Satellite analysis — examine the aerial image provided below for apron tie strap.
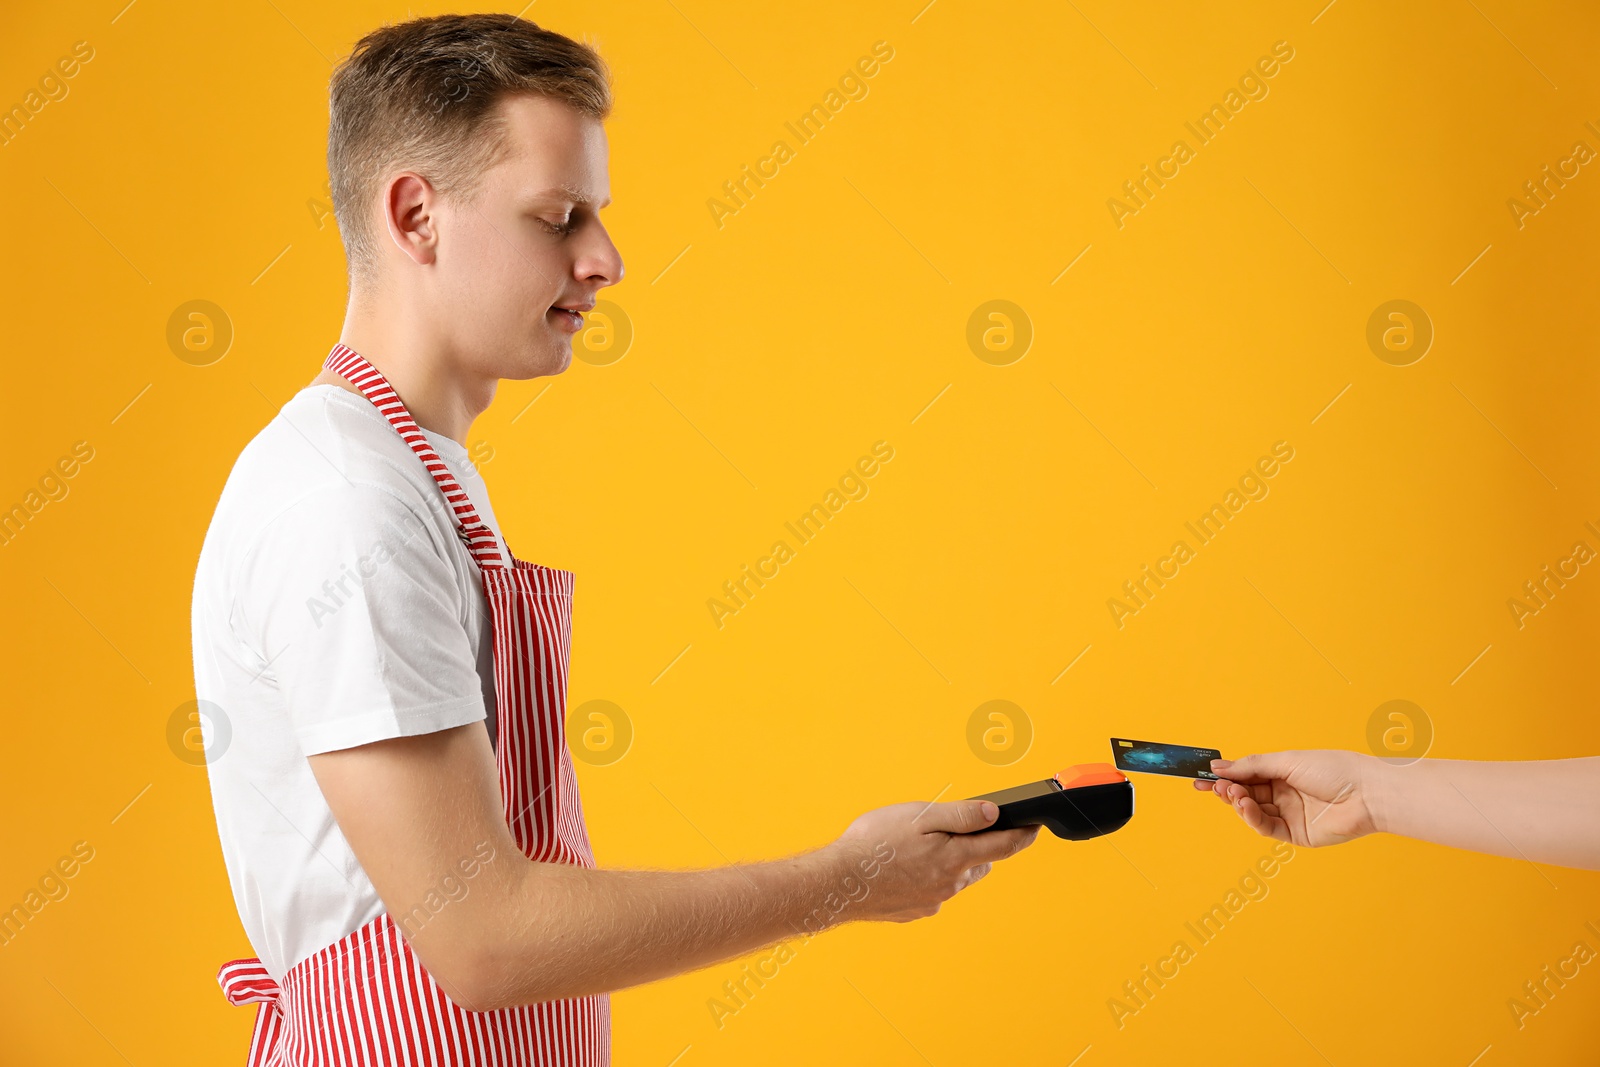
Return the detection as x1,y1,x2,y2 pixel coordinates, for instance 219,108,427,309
219,957,281,1004
218,958,285,1067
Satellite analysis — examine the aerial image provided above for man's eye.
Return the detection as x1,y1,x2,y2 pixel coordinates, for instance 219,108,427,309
540,217,576,236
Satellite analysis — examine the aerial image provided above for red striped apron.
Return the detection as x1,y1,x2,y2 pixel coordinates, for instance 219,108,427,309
216,343,610,1065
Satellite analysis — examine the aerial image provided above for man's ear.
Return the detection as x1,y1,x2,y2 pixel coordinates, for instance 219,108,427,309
382,172,438,267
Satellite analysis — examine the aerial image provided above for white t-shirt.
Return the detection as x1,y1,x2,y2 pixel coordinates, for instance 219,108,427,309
191,383,508,980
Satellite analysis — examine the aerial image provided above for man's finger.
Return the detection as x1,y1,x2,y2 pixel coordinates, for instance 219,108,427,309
917,799,999,835
960,825,1039,864
957,862,993,891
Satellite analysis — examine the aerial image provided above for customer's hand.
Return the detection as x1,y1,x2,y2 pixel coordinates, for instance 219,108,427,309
1196,749,1382,848
831,800,1040,923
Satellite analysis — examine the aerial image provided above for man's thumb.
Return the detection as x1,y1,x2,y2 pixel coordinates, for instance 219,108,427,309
919,799,1000,834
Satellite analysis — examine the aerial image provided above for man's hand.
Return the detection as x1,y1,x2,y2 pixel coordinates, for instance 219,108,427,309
830,799,1041,923
1195,749,1381,848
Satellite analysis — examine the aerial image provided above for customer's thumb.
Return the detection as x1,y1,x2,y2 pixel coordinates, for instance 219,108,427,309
1212,752,1294,783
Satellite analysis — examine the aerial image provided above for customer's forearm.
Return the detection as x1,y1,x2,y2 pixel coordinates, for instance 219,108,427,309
469,844,859,1009
1372,756,1600,870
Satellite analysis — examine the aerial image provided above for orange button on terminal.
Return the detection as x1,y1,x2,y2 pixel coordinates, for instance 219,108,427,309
1054,763,1127,790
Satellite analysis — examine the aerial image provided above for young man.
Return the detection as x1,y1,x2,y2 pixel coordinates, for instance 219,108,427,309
191,14,1038,1063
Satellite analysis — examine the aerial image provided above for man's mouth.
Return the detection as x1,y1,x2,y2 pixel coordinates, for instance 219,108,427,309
547,302,592,331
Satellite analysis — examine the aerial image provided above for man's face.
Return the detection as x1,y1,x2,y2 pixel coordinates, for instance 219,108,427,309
430,94,622,380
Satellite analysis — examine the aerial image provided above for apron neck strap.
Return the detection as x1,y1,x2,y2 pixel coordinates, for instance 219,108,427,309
324,343,506,571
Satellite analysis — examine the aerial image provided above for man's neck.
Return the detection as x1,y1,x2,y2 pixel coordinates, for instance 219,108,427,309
315,294,496,447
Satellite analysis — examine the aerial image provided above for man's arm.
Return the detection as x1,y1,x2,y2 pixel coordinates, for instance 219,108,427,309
309,723,1038,1011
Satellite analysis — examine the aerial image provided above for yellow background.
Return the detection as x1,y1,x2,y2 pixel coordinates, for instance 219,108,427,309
3,0,1599,1062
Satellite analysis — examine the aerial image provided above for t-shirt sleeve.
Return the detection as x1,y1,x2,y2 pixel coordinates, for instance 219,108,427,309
233,481,487,755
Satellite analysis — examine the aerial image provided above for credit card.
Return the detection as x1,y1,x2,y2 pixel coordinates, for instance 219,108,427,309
1110,737,1222,780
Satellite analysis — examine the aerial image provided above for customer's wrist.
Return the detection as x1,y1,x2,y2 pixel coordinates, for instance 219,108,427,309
1363,753,1403,837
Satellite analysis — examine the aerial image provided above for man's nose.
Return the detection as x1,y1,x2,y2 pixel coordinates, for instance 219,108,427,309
580,225,624,289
